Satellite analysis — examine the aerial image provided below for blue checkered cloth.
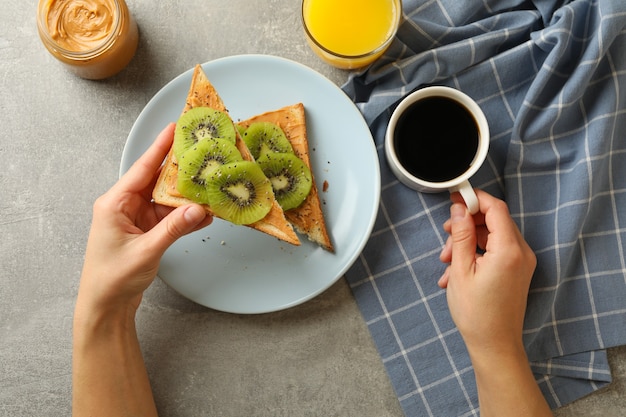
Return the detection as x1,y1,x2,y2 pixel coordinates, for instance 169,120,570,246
341,0,626,415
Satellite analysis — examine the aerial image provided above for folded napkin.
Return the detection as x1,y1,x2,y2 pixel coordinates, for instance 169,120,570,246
342,0,626,415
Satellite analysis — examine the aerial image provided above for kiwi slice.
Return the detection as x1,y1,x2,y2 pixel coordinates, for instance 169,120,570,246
176,138,244,204
174,107,237,159
242,121,294,159
256,152,312,211
206,161,274,225
236,124,247,137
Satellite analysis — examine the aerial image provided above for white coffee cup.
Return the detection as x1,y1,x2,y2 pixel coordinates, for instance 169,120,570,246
384,86,489,214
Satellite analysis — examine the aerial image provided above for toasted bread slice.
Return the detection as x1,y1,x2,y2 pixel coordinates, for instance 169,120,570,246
152,65,300,246
238,104,334,252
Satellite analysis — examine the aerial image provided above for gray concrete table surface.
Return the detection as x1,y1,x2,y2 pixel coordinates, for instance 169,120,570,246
1,1,625,416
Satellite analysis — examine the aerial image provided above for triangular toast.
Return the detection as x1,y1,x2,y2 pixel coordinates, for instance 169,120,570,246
152,65,300,246
238,104,334,252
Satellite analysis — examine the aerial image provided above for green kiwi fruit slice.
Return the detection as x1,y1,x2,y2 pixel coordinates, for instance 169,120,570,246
256,152,312,211
174,107,237,159
236,124,247,137
205,161,274,225
176,138,244,204
241,121,294,159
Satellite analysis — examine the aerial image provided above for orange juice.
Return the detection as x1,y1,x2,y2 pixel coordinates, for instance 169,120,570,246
302,0,400,69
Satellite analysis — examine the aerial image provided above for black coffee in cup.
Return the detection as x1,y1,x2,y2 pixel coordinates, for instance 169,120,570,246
392,96,479,183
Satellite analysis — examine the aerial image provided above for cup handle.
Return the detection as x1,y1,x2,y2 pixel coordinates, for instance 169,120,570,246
450,181,479,214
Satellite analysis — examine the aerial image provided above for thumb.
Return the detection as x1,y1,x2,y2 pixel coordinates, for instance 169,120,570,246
449,203,477,276
146,204,208,255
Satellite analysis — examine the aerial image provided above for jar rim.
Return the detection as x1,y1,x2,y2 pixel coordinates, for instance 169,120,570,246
37,0,124,60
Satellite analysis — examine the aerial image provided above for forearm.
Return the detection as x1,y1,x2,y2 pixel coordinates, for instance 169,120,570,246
72,302,158,417
468,343,552,417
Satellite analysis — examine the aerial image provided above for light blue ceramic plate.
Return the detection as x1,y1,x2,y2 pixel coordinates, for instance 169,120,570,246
120,55,380,314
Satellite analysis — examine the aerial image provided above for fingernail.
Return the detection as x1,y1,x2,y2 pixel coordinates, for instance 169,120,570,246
437,270,449,289
450,203,467,221
184,205,206,224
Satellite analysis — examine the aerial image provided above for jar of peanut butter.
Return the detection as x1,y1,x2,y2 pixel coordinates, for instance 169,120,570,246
37,0,139,80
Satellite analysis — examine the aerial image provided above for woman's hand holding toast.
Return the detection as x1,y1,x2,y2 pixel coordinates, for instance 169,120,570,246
72,123,212,416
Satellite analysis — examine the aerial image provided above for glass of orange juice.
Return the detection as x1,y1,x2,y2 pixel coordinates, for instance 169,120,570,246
301,0,401,70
